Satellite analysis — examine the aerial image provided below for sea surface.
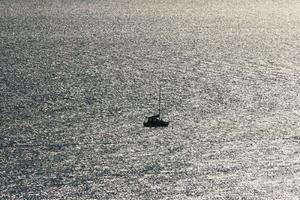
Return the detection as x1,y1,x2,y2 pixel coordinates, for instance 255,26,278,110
1,0,300,199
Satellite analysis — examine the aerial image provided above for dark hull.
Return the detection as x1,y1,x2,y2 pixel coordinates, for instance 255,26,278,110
143,121,169,127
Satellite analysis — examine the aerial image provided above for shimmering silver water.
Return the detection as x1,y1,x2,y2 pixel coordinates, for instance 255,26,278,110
1,0,300,199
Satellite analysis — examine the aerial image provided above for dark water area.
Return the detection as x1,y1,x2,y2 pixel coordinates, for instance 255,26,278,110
1,0,300,199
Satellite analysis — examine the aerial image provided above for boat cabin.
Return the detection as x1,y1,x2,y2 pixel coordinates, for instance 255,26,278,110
144,115,169,127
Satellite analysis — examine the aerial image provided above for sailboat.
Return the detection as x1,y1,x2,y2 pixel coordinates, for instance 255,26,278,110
143,86,169,127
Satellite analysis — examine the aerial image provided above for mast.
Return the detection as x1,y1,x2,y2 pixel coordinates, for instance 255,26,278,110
158,85,161,119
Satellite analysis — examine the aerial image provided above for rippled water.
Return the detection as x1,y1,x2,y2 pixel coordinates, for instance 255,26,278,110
1,0,300,199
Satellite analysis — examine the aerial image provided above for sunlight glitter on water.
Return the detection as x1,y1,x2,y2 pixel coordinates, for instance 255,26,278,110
1,0,300,199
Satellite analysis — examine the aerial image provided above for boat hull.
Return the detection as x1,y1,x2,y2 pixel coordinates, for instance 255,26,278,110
143,121,169,127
